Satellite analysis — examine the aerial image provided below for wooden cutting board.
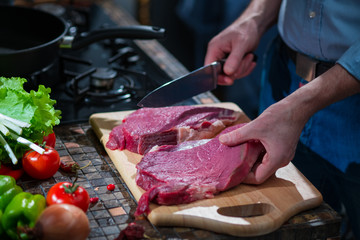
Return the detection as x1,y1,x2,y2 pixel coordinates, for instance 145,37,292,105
89,102,322,237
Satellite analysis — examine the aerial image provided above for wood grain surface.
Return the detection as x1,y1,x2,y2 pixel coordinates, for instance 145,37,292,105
89,102,322,237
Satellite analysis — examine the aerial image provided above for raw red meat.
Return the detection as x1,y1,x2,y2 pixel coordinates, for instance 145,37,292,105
106,106,241,154
134,124,265,216
115,222,145,240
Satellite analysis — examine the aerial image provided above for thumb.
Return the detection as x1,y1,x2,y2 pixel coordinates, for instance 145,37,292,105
219,124,252,146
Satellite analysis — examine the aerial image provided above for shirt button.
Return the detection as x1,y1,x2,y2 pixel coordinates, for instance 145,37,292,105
309,11,316,18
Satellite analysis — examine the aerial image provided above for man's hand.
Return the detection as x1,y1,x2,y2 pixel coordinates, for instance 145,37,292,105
204,0,282,85
219,101,304,184
204,22,258,85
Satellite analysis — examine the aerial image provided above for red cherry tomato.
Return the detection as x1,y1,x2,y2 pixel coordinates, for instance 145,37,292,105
22,146,60,180
46,182,90,212
107,184,115,191
90,197,99,204
43,132,56,148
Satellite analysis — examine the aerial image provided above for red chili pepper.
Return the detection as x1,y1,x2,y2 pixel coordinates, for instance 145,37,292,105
0,164,24,180
60,160,80,173
90,197,99,204
107,184,115,191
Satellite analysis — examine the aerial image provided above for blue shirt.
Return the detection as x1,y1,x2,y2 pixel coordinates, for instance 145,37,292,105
278,0,360,80
271,0,360,172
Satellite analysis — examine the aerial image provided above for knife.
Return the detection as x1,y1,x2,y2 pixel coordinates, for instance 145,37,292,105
137,60,224,108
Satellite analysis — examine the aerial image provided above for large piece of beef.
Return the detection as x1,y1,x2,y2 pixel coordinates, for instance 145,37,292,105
134,124,265,216
106,106,241,155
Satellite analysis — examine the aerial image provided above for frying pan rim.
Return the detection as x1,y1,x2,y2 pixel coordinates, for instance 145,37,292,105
0,5,68,56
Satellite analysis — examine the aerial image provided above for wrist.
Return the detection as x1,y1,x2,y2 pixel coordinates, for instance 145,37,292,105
278,64,360,126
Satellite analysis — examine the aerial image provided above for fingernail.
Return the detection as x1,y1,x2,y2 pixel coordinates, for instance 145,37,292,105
223,78,233,85
219,134,229,143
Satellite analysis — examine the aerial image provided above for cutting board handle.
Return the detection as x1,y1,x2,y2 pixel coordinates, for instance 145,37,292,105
153,202,284,236
217,202,274,218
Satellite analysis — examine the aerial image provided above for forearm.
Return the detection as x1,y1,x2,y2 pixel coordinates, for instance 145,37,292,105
280,64,360,126
236,0,282,37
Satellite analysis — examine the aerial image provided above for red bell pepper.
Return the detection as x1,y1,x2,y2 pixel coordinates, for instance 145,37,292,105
0,164,24,180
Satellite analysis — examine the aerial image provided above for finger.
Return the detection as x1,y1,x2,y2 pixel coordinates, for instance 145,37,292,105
238,53,257,78
240,61,257,78
243,170,276,185
223,51,246,76
204,50,225,66
232,53,256,79
243,154,278,184
233,61,256,80
204,40,228,65
218,75,235,85
243,171,256,184
219,124,253,146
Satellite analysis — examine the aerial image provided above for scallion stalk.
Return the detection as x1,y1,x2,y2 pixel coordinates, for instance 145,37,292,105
0,113,30,128
0,119,22,135
10,132,45,154
0,133,18,165
0,122,10,136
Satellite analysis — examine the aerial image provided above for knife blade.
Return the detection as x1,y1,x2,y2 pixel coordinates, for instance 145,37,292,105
137,60,224,108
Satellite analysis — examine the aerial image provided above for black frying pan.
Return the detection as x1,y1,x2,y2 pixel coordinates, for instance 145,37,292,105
0,6,166,77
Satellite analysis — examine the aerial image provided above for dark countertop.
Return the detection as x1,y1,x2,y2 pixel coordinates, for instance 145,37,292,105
17,1,342,239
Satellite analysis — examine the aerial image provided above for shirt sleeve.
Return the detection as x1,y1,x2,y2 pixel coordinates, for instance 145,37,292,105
336,40,360,81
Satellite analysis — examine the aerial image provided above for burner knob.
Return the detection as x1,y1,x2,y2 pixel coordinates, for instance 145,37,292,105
90,68,117,90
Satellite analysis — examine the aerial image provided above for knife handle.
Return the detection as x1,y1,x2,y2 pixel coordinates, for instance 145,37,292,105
219,52,257,64
217,53,257,74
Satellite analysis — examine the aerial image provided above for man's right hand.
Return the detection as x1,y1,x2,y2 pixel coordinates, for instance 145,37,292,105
204,18,259,85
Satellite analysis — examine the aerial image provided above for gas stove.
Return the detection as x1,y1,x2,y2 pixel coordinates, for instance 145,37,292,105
22,3,196,124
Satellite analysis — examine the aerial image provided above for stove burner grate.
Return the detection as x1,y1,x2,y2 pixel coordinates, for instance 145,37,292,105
59,39,153,105
22,3,175,123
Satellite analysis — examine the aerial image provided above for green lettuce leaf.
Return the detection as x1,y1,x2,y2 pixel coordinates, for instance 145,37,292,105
0,77,61,164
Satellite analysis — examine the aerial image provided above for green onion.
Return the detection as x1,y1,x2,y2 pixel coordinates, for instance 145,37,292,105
0,122,10,136
0,133,18,165
10,132,45,155
0,119,22,135
0,113,30,128
0,113,45,164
